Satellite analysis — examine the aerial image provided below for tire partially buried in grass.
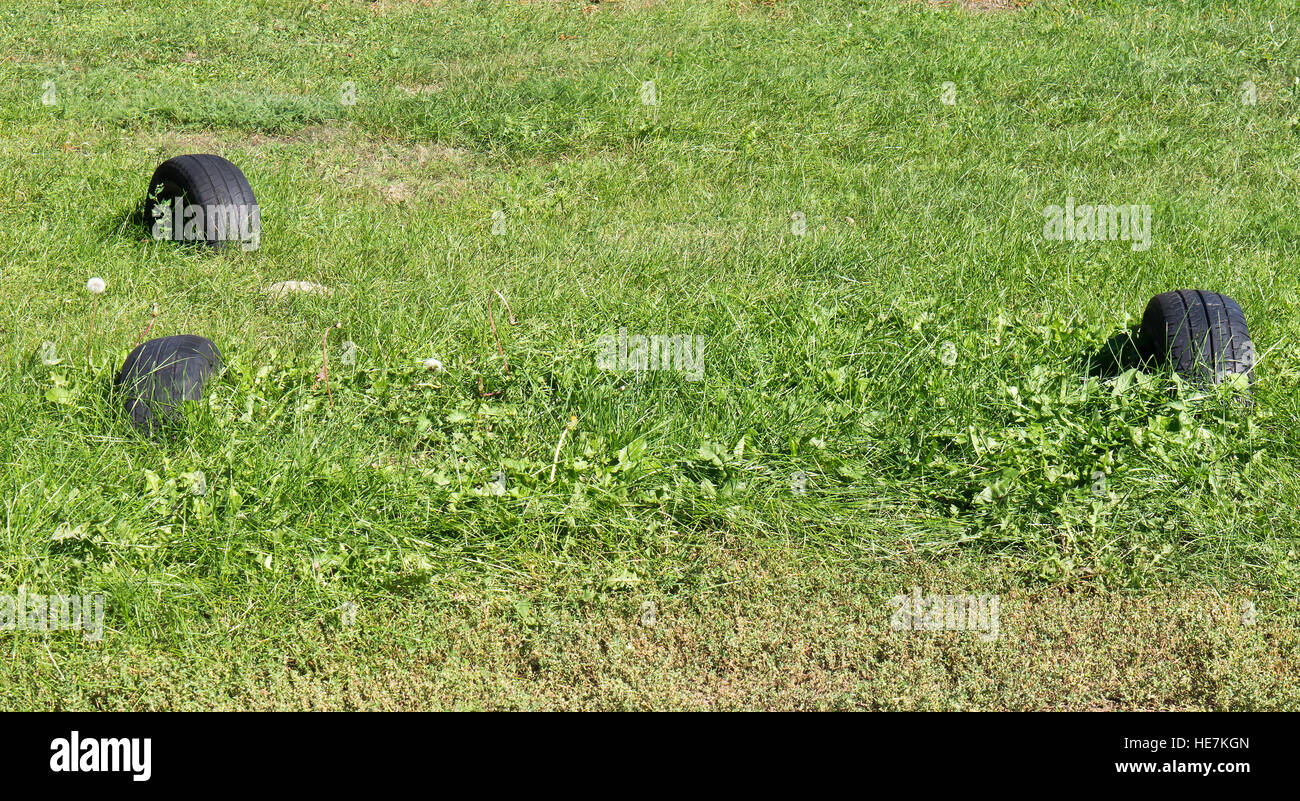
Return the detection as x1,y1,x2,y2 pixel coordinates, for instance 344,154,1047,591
1138,290,1254,385
146,154,259,250
115,335,223,436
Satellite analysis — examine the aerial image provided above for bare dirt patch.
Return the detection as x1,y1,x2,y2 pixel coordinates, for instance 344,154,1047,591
397,83,445,96
929,0,1030,11
366,0,448,15
139,125,476,203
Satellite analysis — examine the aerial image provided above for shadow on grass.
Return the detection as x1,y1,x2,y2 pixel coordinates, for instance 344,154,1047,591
1078,325,1147,379
99,199,155,244
100,200,219,255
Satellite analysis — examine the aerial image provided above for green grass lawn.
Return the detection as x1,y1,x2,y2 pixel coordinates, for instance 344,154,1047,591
2,0,1300,710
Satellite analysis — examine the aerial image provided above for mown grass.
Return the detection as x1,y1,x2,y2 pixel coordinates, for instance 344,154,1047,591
2,0,1299,709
